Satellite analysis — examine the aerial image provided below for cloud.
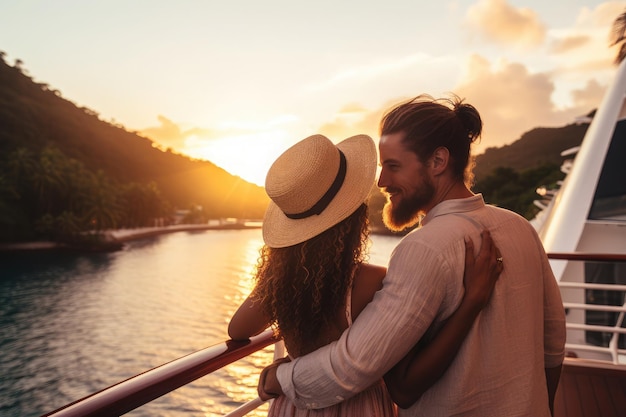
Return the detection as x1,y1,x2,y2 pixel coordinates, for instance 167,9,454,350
576,1,626,27
317,107,382,141
454,55,555,146
570,78,606,111
575,1,626,64
453,55,605,152
308,50,609,160
550,35,591,54
465,0,546,48
315,97,411,143
319,55,606,157
545,3,618,82
338,102,369,114
139,115,214,150
304,54,424,91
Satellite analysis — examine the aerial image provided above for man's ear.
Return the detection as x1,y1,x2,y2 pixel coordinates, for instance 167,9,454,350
429,147,450,176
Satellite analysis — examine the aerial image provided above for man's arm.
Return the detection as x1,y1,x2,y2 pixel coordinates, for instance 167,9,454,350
262,240,456,409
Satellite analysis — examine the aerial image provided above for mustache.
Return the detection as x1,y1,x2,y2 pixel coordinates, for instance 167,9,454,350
381,187,401,195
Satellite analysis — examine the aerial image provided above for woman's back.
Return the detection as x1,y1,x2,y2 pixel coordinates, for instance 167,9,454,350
282,263,387,358
268,262,397,417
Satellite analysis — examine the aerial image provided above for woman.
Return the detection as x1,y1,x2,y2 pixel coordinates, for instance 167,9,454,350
229,134,501,416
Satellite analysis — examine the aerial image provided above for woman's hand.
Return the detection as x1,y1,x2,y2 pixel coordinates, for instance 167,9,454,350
257,357,291,401
462,230,503,311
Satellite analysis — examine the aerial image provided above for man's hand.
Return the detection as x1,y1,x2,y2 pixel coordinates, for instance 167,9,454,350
258,357,290,401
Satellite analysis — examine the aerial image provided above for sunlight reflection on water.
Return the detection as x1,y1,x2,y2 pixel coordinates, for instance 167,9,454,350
0,229,399,417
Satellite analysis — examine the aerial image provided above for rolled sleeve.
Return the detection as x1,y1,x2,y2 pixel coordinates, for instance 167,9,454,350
275,359,303,407
276,342,353,408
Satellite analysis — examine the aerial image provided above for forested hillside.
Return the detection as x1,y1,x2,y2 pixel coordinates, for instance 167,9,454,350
473,122,590,181
0,55,269,242
472,121,589,219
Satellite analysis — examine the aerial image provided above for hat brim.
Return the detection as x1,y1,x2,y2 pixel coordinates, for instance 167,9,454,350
262,134,377,248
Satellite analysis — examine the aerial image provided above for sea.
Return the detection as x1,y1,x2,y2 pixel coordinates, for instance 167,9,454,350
0,228,401,417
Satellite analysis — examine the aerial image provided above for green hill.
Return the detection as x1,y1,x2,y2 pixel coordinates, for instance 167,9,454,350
473,122,590,182
0,55,269,241
471,121,590,219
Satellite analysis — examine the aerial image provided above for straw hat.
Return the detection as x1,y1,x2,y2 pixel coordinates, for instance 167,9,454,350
263,134,377,248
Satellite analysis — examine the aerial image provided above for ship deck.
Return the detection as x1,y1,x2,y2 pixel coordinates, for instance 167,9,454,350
554,358,626,417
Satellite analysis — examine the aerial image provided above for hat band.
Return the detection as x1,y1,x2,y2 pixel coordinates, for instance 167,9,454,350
284,149,347,219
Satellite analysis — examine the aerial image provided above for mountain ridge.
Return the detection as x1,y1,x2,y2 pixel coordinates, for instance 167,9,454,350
0,56,269,222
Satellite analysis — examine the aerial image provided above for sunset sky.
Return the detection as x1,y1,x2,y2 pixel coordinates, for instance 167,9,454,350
1,0,624,185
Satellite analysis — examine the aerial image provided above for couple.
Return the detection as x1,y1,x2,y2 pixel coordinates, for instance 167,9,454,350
228,94,566,416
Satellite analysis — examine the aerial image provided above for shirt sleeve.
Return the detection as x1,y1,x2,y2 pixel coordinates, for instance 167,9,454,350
276,240,451,409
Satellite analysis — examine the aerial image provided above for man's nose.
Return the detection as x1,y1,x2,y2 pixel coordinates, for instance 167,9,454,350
377,169,388,188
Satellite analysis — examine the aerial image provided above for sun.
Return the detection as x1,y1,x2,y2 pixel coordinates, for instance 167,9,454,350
184,131,294,187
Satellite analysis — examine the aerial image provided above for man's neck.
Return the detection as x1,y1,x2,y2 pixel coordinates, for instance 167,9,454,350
434,179,472,206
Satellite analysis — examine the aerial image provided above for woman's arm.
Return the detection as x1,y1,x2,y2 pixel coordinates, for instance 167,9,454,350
383,230,502,408
228,294,271,340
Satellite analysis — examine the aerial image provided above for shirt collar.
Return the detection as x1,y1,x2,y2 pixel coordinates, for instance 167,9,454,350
421,194,485,226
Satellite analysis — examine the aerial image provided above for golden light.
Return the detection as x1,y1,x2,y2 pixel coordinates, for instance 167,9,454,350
184,129,295,187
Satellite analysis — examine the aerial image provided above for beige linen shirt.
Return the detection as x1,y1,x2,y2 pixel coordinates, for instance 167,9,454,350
276,194,566,416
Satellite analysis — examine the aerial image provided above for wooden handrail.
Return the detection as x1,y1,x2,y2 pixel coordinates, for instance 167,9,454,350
41,330,279,417
548,252,626,262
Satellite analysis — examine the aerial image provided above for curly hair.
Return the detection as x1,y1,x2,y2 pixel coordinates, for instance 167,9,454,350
251,203,370,356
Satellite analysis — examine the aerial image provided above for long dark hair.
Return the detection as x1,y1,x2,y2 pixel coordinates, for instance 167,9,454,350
252,204,370,356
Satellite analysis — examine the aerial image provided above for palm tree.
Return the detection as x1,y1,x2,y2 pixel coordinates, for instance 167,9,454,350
53,211,82,241
610,9,626,64
30,147,67,214
78,170,122,231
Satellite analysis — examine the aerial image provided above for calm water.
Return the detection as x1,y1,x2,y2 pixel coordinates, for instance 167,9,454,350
0,229,400,417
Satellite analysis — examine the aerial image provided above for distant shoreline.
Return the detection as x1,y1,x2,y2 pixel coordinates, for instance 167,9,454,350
0,223,262,253
0,222,404,253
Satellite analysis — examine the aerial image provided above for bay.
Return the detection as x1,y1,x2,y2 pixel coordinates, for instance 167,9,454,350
0,229,400,417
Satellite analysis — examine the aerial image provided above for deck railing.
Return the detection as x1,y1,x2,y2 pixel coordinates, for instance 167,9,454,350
42,330,281,417
42,252,626,417
548,252,626,365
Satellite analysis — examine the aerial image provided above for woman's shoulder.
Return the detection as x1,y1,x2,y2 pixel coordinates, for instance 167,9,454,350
357,263,387,280
351,263,387,319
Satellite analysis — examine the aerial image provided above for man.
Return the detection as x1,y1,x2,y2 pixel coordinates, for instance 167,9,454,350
259,94,566,416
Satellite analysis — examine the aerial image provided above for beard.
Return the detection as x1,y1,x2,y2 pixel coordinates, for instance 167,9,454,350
382,177,435,232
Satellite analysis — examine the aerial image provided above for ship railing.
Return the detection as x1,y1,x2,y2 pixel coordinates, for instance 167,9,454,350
42,330,283,417
42,252,626,417
548,252,626,365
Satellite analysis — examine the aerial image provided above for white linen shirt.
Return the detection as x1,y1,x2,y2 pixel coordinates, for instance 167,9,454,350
276,194,566,416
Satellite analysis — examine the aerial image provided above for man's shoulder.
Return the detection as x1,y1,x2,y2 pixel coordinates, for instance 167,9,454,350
484,204,536,229
399,217,471,249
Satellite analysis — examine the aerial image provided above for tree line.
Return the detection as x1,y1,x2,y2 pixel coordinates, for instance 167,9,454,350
0,146,174,244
